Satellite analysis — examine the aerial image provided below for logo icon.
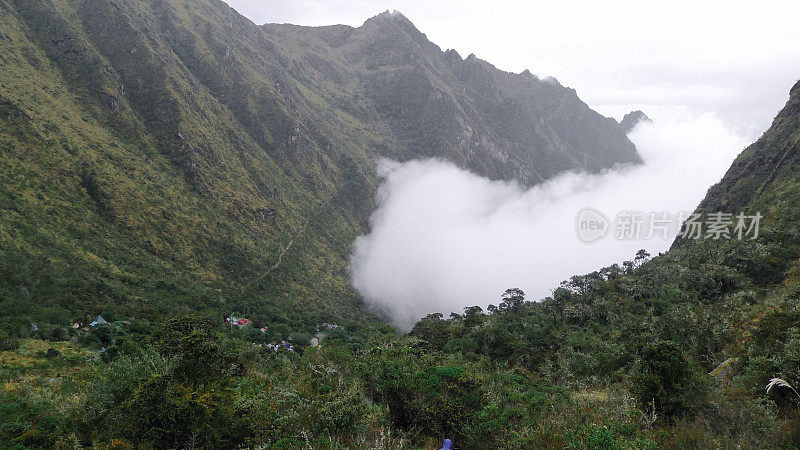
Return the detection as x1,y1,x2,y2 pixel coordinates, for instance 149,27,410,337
577,208,609,243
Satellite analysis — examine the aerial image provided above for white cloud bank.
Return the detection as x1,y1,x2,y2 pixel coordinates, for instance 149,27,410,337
350,114,749,329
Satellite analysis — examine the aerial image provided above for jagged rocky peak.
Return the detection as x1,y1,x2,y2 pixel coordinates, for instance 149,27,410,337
378,9,407,19
619,110,652,134
357,9,432,49
444,48,462,60
365,9,415,28
541,76,562,87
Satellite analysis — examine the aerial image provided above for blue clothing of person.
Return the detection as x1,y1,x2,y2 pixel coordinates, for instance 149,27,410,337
439,439,453,450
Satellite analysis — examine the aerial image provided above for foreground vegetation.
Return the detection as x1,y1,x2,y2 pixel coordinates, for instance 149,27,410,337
3,223,800,448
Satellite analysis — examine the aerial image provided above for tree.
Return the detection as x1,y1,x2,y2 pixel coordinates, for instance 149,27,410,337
267,323,291,342
500,288,525,313
634,249,651,269
358,346,485,440
632,341,707,420
409,313,448,349
463,306,485,328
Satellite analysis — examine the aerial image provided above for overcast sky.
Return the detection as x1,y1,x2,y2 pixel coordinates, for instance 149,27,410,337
224,0,800,138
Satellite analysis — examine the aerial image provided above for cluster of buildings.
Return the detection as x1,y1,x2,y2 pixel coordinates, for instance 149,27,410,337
227,314,336,352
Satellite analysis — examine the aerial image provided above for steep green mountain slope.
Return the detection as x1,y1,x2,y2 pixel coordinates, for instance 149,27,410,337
671,80,800,254
0,0,639,329
692,80,800,224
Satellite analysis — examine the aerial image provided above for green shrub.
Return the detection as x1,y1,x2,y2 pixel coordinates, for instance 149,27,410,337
358,346,485,440
0,335,19,351
121,373,248,448
632,341,708,420
565,424,620,450
0,393,64,448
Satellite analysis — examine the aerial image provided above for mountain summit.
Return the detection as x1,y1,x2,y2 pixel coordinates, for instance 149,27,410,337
619,110,652,134
264,11,641,184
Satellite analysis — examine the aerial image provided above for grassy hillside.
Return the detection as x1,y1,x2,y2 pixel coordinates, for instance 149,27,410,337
0,0,383,331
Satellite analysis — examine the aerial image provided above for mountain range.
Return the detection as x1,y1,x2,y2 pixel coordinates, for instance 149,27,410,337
0,0,641,326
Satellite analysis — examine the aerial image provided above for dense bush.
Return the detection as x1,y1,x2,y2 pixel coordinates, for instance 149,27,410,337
3,233,800,447
358,345,486,440
632,341,709,420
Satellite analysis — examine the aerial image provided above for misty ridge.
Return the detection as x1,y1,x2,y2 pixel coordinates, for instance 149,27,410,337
351,113,749,328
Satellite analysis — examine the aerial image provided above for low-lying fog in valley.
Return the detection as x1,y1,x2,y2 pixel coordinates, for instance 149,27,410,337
351,113,749,328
